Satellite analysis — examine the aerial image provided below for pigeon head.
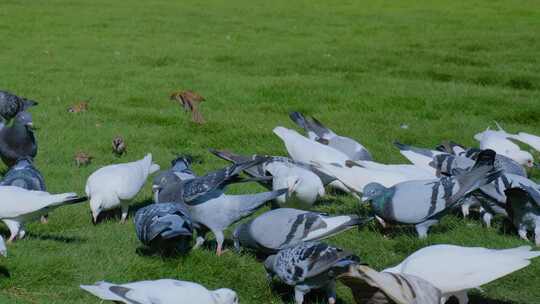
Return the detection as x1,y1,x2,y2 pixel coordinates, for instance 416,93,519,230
263,255,277,275
507,150,534,168
232,222,258,252
361,183,387,203
171,155,196,173
212,288,239,304
15,111,34,131
89,196,104,224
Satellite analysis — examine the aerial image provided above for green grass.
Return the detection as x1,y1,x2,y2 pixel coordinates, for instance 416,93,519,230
1,0,540,303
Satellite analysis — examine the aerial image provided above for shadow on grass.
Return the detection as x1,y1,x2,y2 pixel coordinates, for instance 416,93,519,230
447,294,522,304
269,281,347,304
0,266,10,278
26,232,86,244
93,198,153,224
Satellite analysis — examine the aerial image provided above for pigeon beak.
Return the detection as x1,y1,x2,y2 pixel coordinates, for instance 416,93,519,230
361,195,370,202
152,185,160,192
91,212,99,225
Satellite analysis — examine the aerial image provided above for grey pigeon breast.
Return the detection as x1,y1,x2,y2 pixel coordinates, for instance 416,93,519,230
1,164,46,191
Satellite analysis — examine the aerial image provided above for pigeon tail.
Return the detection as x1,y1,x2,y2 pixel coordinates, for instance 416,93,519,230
453,149,502,199
80,282,130,303
289,111,332,138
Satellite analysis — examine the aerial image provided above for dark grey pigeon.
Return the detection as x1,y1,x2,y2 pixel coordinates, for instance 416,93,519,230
463,148,526,177
505,186,540,246
0,91,37,124
134,202,194,253
430,154,475,177
264,241,360,304
155,157,267,204
233,208,372,254
435,140,466,155
362,149,502,238
152,155,197,202
0,111,37,167
210,149,336,187
289,112,373,161
0,157,48,223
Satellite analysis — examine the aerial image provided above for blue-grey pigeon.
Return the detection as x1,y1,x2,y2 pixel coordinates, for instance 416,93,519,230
0,90,37,124
362,149,502,238
264,241,360,304
134,202,194,253
0,111,37,167
505,186,540,246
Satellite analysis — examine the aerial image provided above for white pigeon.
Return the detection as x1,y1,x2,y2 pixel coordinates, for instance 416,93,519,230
475,127,534,167
0,235,6,257
85,153,160,224
0,186,86,242
356,160,436,180
80,279,238,304
312,161,423,193
273,126,352,193
384,244,540,304
264,160,325,207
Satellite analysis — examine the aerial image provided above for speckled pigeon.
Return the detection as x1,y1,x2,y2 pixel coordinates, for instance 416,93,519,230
338,265,441,304
264,241,361,304
233,208,371,254
505,186,540,245
362,149,501,238
289,112,373,161
0,111,37,167
134,202,194,253
0,90,37,124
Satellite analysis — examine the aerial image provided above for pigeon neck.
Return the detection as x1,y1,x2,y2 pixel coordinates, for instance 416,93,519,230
369,189,394,218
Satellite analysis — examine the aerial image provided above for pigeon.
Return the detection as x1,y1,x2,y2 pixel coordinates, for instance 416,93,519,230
289,112,373,161
155,157,289,255
0,90,37,123
170,90,205,124
474,127,534,167
462,148,527,177
384,244,540,304
81,279,239,304
338,264,441,304
0,111,37,167
273,126,352,194
264,241,360,304
0,235,6,257
361,149,501,238
435,140,467,156
86,154,160,224
505,186,540,245
112,136,126,156
0,157,48,223
0,186,87,242
233,208,371,254
134,202,194,253
152,155,196,202
210,150,325,208
356,160,435,180
393,141,443,171
312,161,428,194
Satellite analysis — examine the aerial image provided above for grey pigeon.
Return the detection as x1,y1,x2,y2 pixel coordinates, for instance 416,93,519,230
0,91,37,124
338,265,441,304
210,149,336,188
155,157,267,204
0,157,48,223
0,111,37,167
233,208,371,254
155,157,288,255
134,202,194,253
289,112,373,161
505,186,540,245
264,241,360,304
362,149,502,238
462,148,526,177
152,155,197,202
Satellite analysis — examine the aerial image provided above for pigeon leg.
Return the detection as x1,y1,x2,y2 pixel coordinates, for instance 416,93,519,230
325,281,337,304
482,212,493,228
415,220,438,239
194,236,205,249
294,285,309,304
461,204,470,218
120,204,129,224
3,220,21,243
214,230,226,256
518,224,528,241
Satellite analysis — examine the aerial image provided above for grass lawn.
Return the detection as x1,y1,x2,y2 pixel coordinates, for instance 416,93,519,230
1,0,540,303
